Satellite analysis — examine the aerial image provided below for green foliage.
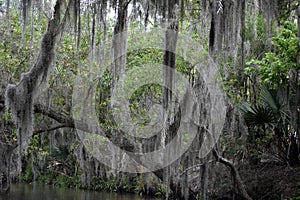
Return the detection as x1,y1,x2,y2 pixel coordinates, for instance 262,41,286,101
245,12,267,42
21,135,50,183
154,183,167,197
53,175,81,188
219,58,242,101
285,180,300,200
0,9,47,81
105,178,119,192
240,86,291,162
194,193,203,200
134,176,146,196
242,15,299,165
241,103,275,126
245,21,299,88
37,173,53,185
277,0,299,24
241,86,290,128
240,87,290,133
87,174,169,197
120,181,134,192
27,135,47,154
21,167,34,183
256,13,268,41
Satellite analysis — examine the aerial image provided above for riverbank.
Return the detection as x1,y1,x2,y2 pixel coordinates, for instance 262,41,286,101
10,162,300,200
11,170,171,199
0,183,157,200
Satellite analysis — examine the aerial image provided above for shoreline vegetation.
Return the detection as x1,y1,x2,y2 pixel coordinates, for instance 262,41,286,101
12,160,300,200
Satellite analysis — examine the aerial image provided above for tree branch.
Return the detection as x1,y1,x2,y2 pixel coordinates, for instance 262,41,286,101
33,102,136,151
124,0,133,10
33,124,70,135
34,103,72,124
213,149,253,200
177,160,215,178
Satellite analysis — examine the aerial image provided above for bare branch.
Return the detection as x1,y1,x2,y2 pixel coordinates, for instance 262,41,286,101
177,160,215,178
33,124,70,134
213,149,253,200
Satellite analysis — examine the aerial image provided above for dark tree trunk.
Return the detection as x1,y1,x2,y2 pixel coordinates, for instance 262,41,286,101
287,0,300,166
0,144,14,194
160,1,198,199
208,1,215,55
162,0,179,110
111,0,130,84
241,0,246,100
213,149,252,200
295,0,300,162
154,168,197,200
109,0,130,176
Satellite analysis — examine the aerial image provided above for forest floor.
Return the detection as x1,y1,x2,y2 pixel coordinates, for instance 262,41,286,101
200,162,300,199
240,163,300,199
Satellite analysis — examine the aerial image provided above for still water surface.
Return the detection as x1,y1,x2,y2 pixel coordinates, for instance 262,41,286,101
0,184,158,200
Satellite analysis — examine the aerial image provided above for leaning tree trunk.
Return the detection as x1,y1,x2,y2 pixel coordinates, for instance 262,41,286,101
213,149,252,200
4,0,65,190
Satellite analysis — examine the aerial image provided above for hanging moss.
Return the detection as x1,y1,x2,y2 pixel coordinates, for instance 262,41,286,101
5,0,64,173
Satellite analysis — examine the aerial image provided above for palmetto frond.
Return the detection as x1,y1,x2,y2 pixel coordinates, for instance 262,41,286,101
240,87,290,128
240,102,275,126
259,87,290,124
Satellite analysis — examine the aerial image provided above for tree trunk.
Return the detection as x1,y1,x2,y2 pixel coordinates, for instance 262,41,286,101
109,0,130,176
297,0,300,135
0,144,14,194
111,0,129,85
241,0,247,100
209,0,216,55
161,0,183,199
213,149,252,200
288,0,300,165
154,168,197,200
3,0,65,192
296,0,300,162
162,0,179,110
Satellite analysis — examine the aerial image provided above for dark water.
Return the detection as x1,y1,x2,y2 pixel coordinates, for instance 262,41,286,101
0,184,158,200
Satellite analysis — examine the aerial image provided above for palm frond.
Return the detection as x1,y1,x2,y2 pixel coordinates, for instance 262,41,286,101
240,86,291,129
259,86,290,123
240,102,275,126
259,86,278,112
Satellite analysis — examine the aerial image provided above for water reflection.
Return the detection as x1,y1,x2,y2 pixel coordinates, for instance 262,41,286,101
0,184,157,200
